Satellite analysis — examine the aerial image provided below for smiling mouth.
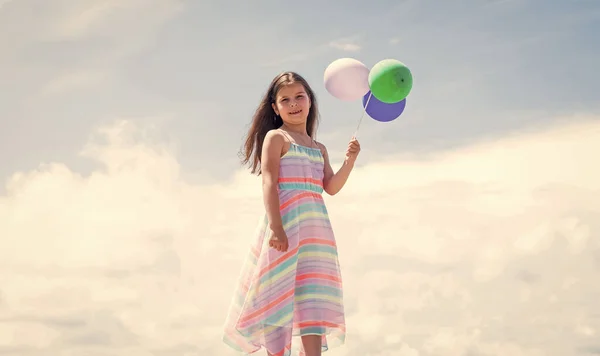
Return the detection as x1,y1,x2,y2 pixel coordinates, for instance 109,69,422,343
289,109,302,115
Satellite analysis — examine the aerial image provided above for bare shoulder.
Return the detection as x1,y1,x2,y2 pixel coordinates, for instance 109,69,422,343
264,128,285,142
263,129,289,156
263,129,287,149
314,140,327,149
314,140,328,155
315,140,327,151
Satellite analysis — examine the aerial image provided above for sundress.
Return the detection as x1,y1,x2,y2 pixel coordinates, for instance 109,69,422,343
223,132,346,356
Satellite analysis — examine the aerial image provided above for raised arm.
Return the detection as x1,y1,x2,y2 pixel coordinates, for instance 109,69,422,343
318,139,359,196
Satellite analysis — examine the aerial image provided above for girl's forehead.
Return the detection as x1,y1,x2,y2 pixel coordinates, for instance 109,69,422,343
276,83,306,96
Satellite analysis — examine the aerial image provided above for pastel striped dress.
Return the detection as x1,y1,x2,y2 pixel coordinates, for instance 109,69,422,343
223,135,346,355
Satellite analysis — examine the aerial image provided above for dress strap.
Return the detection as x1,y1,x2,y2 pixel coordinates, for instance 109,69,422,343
278,129,294,144
277,128,317,149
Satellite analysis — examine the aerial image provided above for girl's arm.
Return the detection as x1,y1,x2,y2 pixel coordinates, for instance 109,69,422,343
261,130,286,233
319,142,356,196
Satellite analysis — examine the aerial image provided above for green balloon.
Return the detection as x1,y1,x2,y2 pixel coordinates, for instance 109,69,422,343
368,59,413,104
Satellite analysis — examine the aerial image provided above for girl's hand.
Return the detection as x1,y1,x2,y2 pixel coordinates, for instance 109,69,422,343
269,228,289,252
345,137,361,164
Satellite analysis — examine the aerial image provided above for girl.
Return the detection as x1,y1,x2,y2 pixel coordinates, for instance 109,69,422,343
223,72,360,356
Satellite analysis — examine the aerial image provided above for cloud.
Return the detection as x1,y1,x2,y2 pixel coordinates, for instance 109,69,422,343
483,0,522,5
262,35,363,68
0,0,13,11
0,0,183,97
261,51,317,69
328,40,361,52
43,0,183,42
40,69,108,96
1,117,599,355
328,35,362,52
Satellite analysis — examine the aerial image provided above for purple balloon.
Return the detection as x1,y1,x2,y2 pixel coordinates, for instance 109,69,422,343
362,90,406,122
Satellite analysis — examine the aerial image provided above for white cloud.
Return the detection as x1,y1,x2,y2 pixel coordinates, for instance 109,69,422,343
329,41,361,52
44,0,183,41
41,69,109,96
328,36,362,52
262,35,363,68
0,0,13,11
0,117,599,355
261,51,317,68
0,0,183,97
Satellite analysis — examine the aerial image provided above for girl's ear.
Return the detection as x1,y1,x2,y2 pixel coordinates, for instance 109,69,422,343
271,103,279,116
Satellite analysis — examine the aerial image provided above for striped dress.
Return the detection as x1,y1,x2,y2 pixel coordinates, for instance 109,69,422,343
223,138,346,356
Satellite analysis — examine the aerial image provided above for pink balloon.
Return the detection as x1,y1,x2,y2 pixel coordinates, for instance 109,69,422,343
324,58,370,101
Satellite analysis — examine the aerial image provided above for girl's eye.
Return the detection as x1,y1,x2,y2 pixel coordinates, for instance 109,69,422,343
297,95,304,99
281,98,288,102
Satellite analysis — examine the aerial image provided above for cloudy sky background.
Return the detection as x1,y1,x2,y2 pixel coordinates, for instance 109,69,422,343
1,0,599,355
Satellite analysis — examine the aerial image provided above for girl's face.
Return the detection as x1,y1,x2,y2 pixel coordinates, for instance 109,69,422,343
272,82,311,126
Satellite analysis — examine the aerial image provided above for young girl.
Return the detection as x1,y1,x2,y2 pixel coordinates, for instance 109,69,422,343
223,72,360,356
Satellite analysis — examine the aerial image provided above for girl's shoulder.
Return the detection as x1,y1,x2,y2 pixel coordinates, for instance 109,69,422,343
264,128,291,156
313,139,326,149
264,128,286,142
312,139,328,158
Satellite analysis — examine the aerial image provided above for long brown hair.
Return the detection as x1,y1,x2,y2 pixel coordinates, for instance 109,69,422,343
240,71,320,175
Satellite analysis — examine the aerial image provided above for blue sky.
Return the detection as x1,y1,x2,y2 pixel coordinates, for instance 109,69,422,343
1,0,598,184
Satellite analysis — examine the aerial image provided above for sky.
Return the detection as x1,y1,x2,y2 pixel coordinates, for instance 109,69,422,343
0,0,599,355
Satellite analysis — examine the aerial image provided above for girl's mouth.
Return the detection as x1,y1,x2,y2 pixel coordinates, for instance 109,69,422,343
289,109,302,115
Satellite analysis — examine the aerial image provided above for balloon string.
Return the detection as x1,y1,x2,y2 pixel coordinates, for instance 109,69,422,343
353,92,372,138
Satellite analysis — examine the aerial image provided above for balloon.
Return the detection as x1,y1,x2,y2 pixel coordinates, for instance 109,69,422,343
362,91,406,122
324,58,370,101
368,59,413,103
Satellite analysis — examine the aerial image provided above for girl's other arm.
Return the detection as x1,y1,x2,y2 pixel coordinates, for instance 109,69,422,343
319,138,360,195
319,142,355,196
261,130,286,233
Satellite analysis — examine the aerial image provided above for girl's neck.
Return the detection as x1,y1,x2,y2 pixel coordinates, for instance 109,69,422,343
281,123,308,136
